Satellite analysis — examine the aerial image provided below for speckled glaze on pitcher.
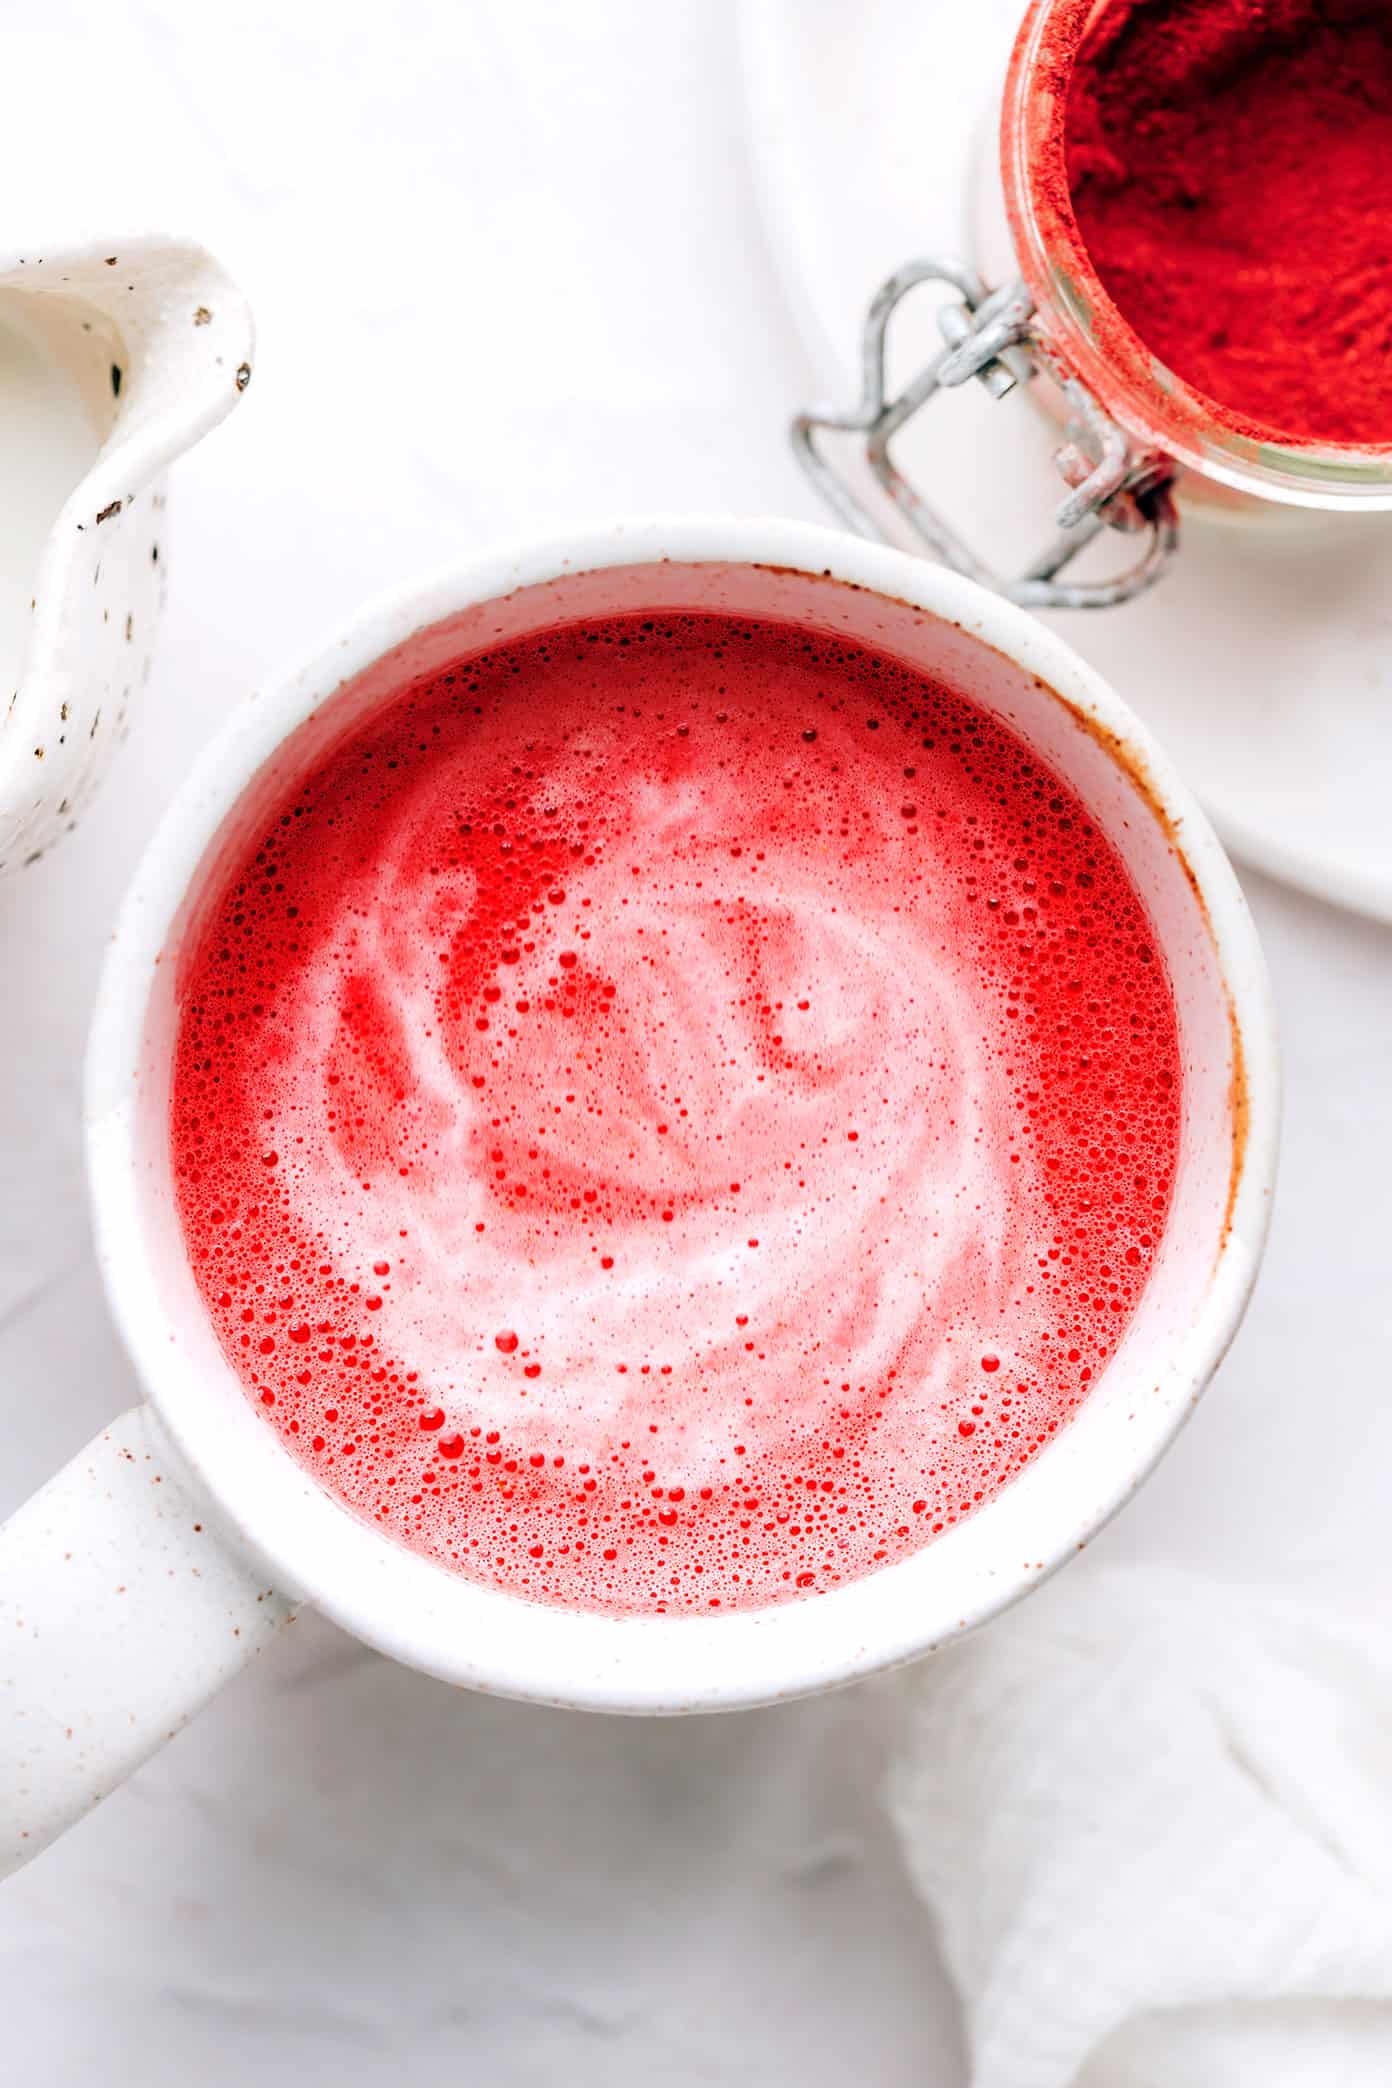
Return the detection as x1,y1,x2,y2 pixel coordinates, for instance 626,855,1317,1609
0,232,252,872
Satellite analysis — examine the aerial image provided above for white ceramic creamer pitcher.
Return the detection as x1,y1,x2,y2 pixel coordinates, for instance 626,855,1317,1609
0,231,251,870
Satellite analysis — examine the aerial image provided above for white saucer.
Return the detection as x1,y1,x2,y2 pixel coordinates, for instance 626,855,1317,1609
740,0,1392,923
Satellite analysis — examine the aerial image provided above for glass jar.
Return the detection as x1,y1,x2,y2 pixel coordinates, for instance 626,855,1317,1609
794,0,1392,606
999,0,1392,515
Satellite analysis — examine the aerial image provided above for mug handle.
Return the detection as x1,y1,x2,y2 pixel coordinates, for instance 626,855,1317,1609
0,1404,294,1876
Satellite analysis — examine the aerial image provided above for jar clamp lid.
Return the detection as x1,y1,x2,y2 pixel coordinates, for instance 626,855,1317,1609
792,256,1179,611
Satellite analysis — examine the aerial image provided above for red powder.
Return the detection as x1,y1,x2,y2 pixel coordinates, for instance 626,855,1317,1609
170,612,1180,1616
1065,0,1392,448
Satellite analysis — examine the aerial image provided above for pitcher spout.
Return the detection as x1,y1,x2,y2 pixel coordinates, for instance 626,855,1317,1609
0,233,253,870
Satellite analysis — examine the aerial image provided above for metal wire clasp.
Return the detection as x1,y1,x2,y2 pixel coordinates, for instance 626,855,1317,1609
791,257,1179,610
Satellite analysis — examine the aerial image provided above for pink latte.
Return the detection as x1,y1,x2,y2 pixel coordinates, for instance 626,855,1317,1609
171,611,1181,1613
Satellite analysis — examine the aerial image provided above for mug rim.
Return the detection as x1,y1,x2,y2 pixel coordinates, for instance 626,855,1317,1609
84,514,1280,1711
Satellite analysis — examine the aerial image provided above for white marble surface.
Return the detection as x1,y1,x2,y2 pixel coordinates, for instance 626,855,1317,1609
1,3,1389,2080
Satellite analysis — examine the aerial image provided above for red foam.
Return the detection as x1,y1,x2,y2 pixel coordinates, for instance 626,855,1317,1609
171,612,1180,1614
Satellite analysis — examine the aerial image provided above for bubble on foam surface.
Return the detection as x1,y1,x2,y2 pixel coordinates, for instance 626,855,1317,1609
171,612,1181,1614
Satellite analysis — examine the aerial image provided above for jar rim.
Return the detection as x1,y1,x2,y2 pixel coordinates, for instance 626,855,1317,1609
1001,0,1392,509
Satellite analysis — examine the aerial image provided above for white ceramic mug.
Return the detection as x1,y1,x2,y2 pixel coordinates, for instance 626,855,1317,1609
0,517,1279,1877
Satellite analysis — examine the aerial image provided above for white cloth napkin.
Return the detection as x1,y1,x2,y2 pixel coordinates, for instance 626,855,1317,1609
888,1562,1392,2088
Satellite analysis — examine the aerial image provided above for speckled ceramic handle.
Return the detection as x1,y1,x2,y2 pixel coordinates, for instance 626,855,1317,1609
0,1404,294,1876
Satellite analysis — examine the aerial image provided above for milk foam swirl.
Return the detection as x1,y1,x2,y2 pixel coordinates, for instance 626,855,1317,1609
265,743,1027,1482
172,611,1181,1612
